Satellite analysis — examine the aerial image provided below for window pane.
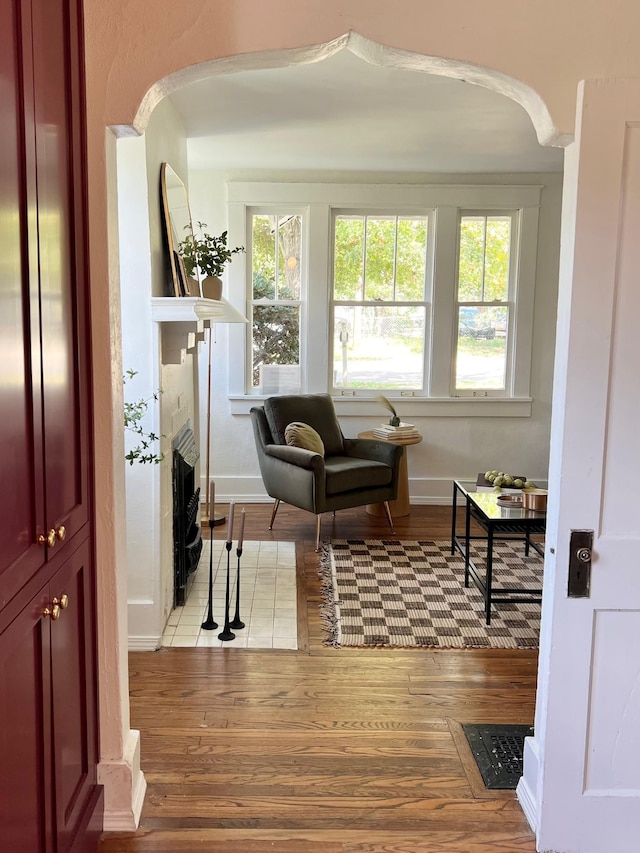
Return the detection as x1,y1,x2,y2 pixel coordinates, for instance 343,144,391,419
252,215,276,299
484,216,511,302
252,305,300,391
252,214,301,300
458,215,512,303
458,217,485,302
395,218,427,301
365,218,395,301
277,215,301,299
333,305,425,389
334,217,364,300
455,306,508,390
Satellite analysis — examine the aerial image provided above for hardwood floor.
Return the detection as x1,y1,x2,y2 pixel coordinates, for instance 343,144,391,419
99,504,538,852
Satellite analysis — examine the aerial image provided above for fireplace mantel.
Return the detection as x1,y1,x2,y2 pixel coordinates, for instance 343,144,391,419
151,296,247,324
151,297,247,364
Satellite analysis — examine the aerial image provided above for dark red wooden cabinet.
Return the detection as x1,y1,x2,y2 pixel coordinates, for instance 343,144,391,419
1,543,101,853
0,0,102,850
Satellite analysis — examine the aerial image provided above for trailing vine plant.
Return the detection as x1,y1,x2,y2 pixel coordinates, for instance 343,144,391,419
123,369,164,465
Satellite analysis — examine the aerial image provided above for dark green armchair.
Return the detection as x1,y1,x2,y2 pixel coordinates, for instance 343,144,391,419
250,393,402,549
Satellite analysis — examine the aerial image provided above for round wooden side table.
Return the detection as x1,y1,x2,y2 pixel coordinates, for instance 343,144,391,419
358,430,423,518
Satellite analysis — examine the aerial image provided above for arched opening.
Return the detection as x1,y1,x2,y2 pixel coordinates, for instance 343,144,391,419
115,33,566,634
109,32,570,842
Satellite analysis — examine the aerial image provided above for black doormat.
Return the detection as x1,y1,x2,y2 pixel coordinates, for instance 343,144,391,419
463,723,533,789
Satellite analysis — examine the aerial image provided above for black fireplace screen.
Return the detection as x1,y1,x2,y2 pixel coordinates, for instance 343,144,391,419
172,425,202,606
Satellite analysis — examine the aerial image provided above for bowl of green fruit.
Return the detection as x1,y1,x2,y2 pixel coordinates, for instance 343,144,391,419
484,470,534,490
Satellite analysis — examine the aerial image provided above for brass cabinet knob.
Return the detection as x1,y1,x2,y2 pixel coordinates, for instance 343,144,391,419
38,529,56,548
55,525,66,541
52,594,69,610
43,604,61,620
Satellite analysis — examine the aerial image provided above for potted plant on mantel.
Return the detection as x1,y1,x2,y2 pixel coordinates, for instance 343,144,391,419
178,221,245,300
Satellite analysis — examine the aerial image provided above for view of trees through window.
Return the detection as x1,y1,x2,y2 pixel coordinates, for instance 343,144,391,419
251,214,301,392
455,214,513,391
332,215,428,389
247,207,519,396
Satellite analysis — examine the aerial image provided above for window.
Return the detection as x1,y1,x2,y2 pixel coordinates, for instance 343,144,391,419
331,214,429,391
227,182,541,416
249,212,302,395
454,212,517,394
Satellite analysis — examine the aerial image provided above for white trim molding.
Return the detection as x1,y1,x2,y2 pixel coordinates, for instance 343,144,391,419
227,181,542,408
517,735,541,833
98,729,147,831
127,635,163,651
230,394,533,418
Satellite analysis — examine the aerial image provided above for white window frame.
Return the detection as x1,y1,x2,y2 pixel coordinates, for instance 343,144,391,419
245,207,307,396
329,210,434,396
452,209,520,398
226,182,541,418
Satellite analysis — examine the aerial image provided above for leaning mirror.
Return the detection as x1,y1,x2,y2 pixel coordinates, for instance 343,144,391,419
160,162,198,297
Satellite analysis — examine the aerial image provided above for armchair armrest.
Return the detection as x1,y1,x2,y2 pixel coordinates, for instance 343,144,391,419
343,437,402,468
265,443,324,471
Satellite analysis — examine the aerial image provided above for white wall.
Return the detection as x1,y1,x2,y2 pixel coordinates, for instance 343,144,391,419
188,169,562,505
120,97,203,649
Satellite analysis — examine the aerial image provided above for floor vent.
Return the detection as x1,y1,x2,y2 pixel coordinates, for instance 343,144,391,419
463,723,533,789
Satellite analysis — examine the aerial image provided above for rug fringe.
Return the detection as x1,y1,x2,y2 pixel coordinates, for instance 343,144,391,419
318,541,340,647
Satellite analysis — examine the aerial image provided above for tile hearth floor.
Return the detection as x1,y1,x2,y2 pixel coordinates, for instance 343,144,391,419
161,540,297,649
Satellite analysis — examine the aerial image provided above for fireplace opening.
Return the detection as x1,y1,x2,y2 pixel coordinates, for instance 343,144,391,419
172,424,203,606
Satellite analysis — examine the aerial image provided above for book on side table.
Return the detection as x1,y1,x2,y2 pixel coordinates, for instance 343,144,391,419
372,422,420,439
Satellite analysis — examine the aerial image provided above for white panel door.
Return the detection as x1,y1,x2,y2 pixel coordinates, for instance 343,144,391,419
525,79,640,853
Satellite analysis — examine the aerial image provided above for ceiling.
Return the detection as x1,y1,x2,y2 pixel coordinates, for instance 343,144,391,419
169,50,565,174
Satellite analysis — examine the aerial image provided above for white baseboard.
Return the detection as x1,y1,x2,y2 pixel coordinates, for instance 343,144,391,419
101,772,147,831
516,775,538,833
99,729,147,831
517,735,540,833
199,475,271,503
406,496,453,505
128,634,162,651
130,767,147,827
197,477,549,508
200,476,458,505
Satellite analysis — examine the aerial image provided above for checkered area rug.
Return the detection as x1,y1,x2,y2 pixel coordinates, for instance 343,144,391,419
319,539,543,649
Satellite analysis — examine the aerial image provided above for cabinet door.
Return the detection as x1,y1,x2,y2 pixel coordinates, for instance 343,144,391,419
0,0,46,609
31,0,91,548
0,542,99,853
0,586,53,853
49,541,99,853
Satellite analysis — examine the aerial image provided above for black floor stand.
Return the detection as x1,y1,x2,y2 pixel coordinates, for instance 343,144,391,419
218,541,236,641
201,519,218,630
230,546,245,629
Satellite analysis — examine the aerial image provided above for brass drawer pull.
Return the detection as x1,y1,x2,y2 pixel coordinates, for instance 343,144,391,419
38,529,56,548
43,604,61,621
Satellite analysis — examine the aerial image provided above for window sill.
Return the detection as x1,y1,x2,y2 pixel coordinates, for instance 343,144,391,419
229,395,533,418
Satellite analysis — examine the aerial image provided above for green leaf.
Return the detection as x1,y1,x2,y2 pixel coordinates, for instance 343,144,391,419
123,370,165,465
176,221,245,279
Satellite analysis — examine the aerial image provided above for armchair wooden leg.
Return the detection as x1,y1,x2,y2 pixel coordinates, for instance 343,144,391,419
269,499,281,530
315,515,322,552
382,501,396,536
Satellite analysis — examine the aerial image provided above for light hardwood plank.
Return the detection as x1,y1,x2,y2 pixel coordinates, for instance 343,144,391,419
99,504,537,853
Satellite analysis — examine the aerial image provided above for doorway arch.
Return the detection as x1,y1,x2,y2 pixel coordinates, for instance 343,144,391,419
102,29,571,842
120,31,570,149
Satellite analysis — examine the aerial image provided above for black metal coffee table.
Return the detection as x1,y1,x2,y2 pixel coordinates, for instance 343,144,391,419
451,479,545,624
